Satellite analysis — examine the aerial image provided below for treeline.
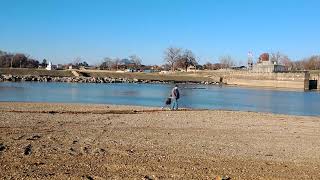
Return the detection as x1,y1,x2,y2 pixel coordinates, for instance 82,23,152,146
0,50,39,68
203,56,236,70
282,55,320,71
1,49,320,71
99,47,199,71
100,55,142,70
0,50,91,69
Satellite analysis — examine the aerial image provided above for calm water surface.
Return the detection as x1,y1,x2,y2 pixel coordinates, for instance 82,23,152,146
0,82,319,116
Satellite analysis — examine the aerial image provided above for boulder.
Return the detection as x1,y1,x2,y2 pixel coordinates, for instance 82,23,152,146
3,74,12,81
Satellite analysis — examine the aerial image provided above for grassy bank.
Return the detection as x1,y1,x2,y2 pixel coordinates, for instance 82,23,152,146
0,68,73,77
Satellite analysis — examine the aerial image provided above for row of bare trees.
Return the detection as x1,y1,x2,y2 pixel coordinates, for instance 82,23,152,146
0,50,39,68
218,56,235,69
282,55,320,71
202,56,236,70
100,55,142,70
164,47,239,71
266,52,320,71
164,47,198,71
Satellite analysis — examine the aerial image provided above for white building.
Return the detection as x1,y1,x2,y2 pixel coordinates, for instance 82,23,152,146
46,61,52,70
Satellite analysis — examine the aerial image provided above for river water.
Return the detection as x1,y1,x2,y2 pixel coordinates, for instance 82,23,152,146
0,82,319,116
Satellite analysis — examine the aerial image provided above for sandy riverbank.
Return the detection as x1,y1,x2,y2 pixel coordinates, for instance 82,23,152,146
0,102,320,179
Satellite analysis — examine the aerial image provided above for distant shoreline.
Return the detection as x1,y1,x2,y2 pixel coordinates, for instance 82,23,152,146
0,68,312,91
0,74,219,85
0,68,218,85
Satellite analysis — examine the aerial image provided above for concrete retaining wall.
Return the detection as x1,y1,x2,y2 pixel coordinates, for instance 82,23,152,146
310,73,320,90
218,71,310,90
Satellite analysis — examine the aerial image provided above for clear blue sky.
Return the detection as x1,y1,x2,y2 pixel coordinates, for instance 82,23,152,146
0,0,319,65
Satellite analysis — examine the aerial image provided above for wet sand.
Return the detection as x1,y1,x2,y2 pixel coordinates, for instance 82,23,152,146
0,102,320,179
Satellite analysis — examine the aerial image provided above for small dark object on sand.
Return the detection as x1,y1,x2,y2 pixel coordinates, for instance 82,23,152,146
27,135,41,141
215,175,231,180
83,175,94,180
24,144,32,155
0,143,5,152
144,175,155,180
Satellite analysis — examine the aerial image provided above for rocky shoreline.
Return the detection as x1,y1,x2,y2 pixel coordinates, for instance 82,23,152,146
0,74,219,85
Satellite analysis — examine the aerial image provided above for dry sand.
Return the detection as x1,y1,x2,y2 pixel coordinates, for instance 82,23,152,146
0,102,320,179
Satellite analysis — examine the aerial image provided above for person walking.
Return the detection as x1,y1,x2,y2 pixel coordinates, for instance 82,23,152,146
170,85,180,110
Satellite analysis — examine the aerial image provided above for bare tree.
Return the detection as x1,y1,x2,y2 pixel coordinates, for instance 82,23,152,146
12,53,28,68
129,55,142,68
164,47,182,71
280,57,293,70
113,57,121,70
270,52,294,70
270,52,291,65
73,57,82,67
303,55,320,70
219,55,235,69
100,57,113,70
176,49,198,72
270,52,281,64
203,62,212,70
294,61,305,71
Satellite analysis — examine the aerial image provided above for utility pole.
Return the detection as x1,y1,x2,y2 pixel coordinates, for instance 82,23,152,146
247,51,253,70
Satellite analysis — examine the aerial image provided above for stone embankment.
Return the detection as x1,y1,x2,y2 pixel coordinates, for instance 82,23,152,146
0,74,218,85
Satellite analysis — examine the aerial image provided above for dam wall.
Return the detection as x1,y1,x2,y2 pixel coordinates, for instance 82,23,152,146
212,71,310,90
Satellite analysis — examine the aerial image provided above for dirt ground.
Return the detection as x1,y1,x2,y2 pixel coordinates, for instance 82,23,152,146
0,102,320,179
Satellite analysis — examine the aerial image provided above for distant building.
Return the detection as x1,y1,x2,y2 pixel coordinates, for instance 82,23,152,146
68,65,76,70
187,65,196,72
125,68,134,72
252,53,287,73
46,61,52,70
56,64,64,70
